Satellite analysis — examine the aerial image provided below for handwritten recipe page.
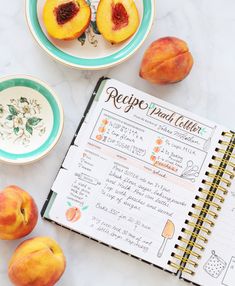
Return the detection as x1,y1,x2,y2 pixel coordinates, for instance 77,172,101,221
45,79,224,272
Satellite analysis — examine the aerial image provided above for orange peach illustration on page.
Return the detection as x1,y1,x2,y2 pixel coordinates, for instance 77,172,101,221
150,138,178,173
95,118,109,142
150,137,164,163
65,202,88,223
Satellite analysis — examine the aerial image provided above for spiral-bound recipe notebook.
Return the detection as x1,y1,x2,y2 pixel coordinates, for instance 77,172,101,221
42,77,235,286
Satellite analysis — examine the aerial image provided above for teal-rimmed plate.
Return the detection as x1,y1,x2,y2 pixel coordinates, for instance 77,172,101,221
0,75,64,164
25,0,155,70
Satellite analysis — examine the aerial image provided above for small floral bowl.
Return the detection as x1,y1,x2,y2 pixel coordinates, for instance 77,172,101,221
0,75,64,164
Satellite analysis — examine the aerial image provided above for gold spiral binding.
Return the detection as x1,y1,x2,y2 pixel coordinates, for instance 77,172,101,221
168,131,235,276
188,212,215,227
201,180,228,195
208,164,234,179
219,140,235,149
178,236,205,251
195,197,221,210
175,245,201,259
192,204,218,219
182,228,208,243
171,253,198,267
215,148,235,160
212,156,235,169
168,261,194,275
199,189,224,203
222,132,234,138
205,172,231,186
185,220,212,235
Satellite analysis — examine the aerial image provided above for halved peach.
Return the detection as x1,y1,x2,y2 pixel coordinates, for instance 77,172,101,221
97,0,140,44
43,0,91,40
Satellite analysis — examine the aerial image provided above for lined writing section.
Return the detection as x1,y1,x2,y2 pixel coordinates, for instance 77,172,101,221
48,114,211,270
49,143,195,271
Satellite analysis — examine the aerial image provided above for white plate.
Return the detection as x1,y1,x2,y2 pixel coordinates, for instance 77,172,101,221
25,0,155,69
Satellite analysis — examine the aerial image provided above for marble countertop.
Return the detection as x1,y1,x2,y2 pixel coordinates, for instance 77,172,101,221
1,0,235,285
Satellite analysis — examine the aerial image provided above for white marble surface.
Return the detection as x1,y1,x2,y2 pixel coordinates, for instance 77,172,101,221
1,0,235,285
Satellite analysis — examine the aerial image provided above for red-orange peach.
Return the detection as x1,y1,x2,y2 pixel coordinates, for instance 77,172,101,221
140,37,194,84
0,185,38,240
8,237,66,286
43,0,91,40
97,0,140,44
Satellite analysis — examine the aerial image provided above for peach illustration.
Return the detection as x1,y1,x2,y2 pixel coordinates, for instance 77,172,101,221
66,207,81,222
156,139,163,145
98,127,106,133
96,135,103,141
102,119,109,125
150,155,156,162
154,147,161,153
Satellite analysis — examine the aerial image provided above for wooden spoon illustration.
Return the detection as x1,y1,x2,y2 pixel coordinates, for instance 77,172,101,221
157,220,175,258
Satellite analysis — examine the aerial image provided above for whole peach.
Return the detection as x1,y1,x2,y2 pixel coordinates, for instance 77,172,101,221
8,237,66,286
0,185,38,240
140,37,194,84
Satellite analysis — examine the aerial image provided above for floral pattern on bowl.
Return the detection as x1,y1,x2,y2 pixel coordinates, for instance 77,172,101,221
0,97,46,147
0,75,63,164
78,0,101,47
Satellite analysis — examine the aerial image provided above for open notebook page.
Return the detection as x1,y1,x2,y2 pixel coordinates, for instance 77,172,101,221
182,165,235,286
42,78,225,274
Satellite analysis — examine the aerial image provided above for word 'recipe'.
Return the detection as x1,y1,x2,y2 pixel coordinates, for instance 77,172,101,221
105,87,148,113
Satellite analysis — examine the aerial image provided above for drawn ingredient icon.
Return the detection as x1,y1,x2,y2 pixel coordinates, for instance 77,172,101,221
157,220,175,258
96,118,109,142
96,134,103,141
66,207,81,222
98,127,106,133
150,137,164,164
150,155,156,162
102,119,109,125
65,202,89,223
154,147,161,153
156,138,163,145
